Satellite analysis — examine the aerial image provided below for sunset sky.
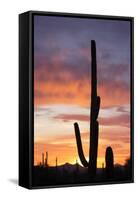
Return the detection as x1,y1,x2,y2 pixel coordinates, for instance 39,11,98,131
34,15,131,168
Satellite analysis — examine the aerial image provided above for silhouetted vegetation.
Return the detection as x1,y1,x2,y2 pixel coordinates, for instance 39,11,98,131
105,146,114,178
32,161,132,186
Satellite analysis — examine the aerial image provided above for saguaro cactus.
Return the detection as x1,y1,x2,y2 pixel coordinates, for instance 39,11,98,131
45,151,48,167
105,146,114,177
74,40,100,176
42,153,44,167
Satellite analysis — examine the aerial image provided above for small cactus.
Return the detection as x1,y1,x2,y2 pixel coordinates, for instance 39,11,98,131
105,146,114,177
42,153,44,167
56,157,58,168
45,151,48,167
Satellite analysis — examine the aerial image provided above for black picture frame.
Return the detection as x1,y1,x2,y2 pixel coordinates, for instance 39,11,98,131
19,11,134,189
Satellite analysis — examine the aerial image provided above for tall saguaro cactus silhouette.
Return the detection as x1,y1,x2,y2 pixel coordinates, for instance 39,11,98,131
74,40,100,176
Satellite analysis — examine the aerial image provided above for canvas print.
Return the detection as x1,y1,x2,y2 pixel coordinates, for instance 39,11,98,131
33,15,132,187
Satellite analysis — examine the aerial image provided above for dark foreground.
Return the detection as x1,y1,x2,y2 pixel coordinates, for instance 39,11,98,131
32,163,132,187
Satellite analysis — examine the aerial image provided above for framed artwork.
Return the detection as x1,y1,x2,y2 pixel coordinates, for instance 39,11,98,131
19,11,134,189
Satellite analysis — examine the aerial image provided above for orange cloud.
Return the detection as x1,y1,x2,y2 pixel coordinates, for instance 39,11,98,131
53,113,130,128
34,78,90,106
34,77,130,108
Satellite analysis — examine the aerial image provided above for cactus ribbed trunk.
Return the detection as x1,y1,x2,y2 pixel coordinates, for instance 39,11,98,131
89,40,100,175
74,40,100,177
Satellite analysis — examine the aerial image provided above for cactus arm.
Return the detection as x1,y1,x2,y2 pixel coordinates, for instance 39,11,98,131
74,122,89,167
